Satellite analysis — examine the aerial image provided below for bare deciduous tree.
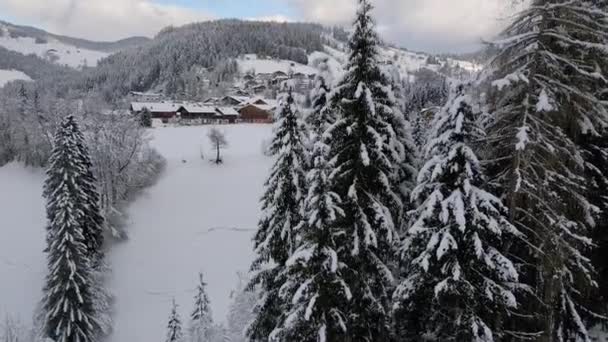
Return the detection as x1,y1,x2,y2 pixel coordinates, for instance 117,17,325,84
207,127,228,164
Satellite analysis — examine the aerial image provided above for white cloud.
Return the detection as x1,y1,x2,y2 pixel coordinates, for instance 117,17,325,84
0,0,213,41
285,0,514,52
0,0,519,52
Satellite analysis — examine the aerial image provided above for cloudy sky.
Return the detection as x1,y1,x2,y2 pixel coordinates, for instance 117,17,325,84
0,0,517,53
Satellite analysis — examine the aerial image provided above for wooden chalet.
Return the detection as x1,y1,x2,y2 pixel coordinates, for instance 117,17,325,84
239,103,275,123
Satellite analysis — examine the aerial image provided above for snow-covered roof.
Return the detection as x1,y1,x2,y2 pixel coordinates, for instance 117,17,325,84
182,103,215,114
242,103,276,112
232,96,252,104
130,91,162,97
249,97,277,107
256,105,276,111
131,102,182,112
216,107,239,116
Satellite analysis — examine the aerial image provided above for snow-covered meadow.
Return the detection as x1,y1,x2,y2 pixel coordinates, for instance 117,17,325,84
0,124,272,340
0,164,46,327
0,69,32,87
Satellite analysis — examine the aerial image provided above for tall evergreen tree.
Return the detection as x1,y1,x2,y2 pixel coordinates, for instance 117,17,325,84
248,89,308,341
167,299,184,342
270,95,351,342
485,1,608,339
393,85,522,341
41,115,99,342
324,0,405,339
42,116,104,266
190,273,213,342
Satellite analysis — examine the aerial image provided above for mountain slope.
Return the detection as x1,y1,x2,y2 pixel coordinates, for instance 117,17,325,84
0,46,77,82
0,20,150,52
0,20,150,68
78,20,330,99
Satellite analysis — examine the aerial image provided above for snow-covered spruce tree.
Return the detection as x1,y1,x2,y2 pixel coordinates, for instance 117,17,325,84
393,85,522,341
270,99,351,342
323,0,406,339
167,299,184,342
485,1,608,339
42,115,104,265
43,114,110,338
190,273,213,342
41,115,99,342
248,88,308,341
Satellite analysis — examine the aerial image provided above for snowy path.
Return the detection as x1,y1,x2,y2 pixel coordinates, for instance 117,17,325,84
109,125,271,342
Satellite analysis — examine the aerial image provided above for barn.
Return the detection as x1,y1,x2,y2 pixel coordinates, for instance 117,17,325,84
238,104,275,123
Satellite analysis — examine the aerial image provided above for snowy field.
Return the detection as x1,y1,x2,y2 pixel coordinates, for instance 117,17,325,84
0,164,46,327
0,69,32,87
109,125,271,341
0,124,272,339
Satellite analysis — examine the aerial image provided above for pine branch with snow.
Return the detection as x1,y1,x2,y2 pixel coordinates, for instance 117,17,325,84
484,1,608,339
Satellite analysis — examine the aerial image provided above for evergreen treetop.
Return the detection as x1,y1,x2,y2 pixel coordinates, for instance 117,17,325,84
166,299,183,342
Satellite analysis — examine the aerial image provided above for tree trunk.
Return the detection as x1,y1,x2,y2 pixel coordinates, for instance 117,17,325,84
216,142,220,164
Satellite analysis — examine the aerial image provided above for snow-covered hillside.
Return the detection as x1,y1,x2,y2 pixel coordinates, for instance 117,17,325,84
0,69,32,87
0,28,108,68
238,54,318,75
237,45,481,82
379,46,482,74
